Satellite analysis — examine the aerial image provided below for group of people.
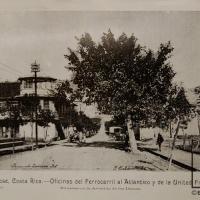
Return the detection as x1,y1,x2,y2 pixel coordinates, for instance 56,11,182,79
68,126,86,143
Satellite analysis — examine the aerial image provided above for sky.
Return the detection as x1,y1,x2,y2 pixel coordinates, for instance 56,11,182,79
0,0,199,11
0,11,200,89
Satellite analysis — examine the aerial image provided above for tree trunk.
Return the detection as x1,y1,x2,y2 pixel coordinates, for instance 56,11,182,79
197,115,200,135
55,121,65,140
126,114,138,152
12,127,15,154
134,124,140,141
169,121,172,138
168,118,180,170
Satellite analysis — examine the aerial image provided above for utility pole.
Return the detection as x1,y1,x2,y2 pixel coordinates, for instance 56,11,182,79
31,60,40,148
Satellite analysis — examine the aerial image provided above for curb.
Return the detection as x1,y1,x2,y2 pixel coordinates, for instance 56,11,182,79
140,147,199,171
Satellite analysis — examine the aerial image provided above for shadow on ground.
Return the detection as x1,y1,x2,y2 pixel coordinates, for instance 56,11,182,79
62,141,127,151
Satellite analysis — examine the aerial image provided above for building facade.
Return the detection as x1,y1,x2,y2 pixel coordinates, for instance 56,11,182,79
0,76,70,142
0,82,20,138
17,76,58,141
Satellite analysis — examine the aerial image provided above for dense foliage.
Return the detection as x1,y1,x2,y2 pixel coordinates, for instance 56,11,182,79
65,30,175,126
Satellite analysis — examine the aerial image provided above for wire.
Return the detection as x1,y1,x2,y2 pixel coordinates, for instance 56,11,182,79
0,61,56,79
0,61,24,76
0,66,20,77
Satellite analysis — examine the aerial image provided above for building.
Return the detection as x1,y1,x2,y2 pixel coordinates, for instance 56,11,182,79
0,82,20,138
0,75,71,142
17,76,59,141
18,76,57,112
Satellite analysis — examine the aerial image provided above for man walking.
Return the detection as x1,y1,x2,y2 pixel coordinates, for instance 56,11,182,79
157,133,164,151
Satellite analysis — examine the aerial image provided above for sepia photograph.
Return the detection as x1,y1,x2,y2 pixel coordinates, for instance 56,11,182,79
0,10,199,173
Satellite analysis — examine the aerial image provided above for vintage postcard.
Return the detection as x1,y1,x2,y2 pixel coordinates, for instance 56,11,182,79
0,0,200,199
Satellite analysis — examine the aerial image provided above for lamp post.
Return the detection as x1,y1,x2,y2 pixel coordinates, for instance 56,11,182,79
31,60,40,148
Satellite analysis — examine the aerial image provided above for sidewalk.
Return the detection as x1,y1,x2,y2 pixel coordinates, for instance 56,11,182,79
139,138,200,170
0,143,48,156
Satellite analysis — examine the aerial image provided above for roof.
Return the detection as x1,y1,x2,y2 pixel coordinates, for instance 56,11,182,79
18,76,57,82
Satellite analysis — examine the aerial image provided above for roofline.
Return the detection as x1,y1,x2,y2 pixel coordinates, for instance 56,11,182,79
15,95,55,99
18,76,57,81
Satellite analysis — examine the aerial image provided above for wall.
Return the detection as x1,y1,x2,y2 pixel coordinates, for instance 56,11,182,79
20,80,56,96
19,122,58,141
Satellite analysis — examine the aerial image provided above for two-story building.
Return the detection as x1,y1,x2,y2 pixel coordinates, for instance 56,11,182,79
0,75,71,142
17,76,59,141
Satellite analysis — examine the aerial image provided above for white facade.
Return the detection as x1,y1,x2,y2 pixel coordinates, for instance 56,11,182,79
18,76,59,141
19,122,58,142
20,79,56,96
39,99,56,112
18,76,57,113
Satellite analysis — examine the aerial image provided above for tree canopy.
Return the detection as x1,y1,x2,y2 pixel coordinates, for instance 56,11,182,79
65,30,175,125
155,85,192,129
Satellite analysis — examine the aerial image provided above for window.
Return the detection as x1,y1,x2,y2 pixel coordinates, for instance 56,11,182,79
24,80,33,89
0,102,6,108
37,82,42,89
0,102,6,111
43,100,49,110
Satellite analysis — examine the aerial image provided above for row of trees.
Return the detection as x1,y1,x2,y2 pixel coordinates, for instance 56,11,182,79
64,30,192,152
52,80,101,134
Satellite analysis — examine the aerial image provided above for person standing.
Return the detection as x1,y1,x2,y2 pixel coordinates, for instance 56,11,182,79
79,130,83,143
68,126,74,142
157,133,164,151
124,132,130,152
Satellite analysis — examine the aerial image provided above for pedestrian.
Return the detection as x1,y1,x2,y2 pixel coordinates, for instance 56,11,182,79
79,130,83,143
124,132,130,152
156,133,164,151
82,133,86,143
68,126,74,142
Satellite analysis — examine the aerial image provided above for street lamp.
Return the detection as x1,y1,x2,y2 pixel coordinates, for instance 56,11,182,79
31,60,40,148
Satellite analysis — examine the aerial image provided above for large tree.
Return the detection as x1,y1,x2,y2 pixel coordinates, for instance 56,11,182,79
65,30,175,152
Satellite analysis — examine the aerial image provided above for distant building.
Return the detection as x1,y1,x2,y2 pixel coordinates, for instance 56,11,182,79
0,82,20,98
0,82,20,138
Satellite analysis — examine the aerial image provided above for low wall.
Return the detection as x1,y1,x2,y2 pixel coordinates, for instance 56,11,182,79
19,122,58,141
